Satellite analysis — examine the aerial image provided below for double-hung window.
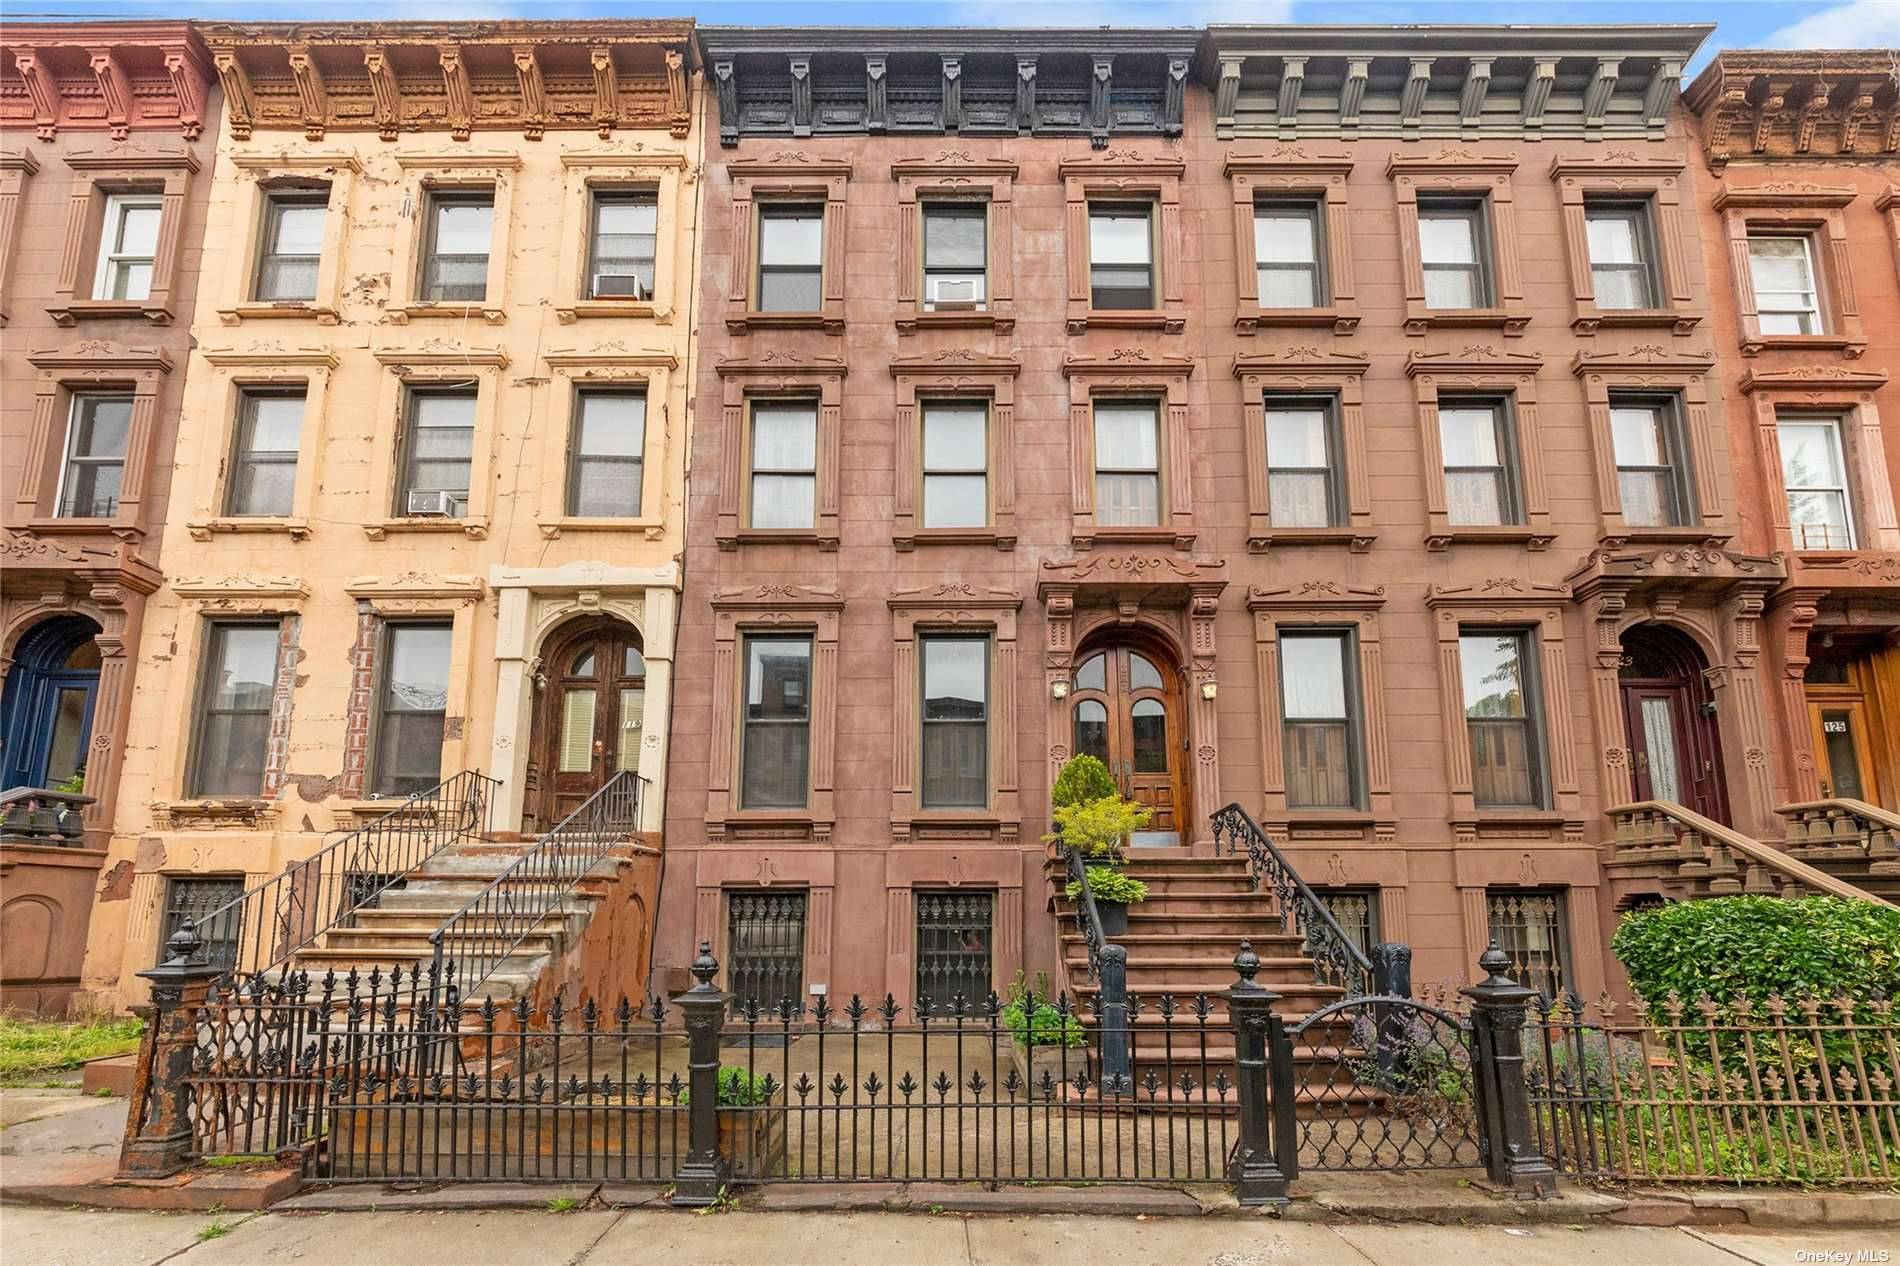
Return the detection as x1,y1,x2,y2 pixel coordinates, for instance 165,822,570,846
1584,202,1659,310
56,393,132,519
1088,203,1155,309
741,635,812,810
420,191,493,303
371,622,452,798
1279,630,1360,810
1460,630,1545,809
922,203,987,311
920,635,988,810
1265,398,1341,528
1778,416,1856,550
93,194,161,301
567,390,646,518
191,622,282,798
398,389,475,518
1746,234,1822,334
227,389,305,517
1254,202,1323,308
254,192,327,302
589,192,658,299
747,400,818,530
1610,398,1690,528
1093,400,1162,528
757,203,824,312
1440,401,1518,526
920,401,988,530
1418,198,1490,309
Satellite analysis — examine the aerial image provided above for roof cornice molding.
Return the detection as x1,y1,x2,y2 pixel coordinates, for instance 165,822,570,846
1685,51,1900,169
1201,23,1712,61
697,27,1198,57
2,22,214,141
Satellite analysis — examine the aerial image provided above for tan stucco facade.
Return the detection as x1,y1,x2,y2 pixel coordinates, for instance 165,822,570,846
81,22,701,1008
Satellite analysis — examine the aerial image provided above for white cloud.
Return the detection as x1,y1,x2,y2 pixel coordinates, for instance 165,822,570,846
937,0,1295,27
1766,0,1900,49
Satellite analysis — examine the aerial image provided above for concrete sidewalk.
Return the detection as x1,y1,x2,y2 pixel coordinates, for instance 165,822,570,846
0,1205,1880,1266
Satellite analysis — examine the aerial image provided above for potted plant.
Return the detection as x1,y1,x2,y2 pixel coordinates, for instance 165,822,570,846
1064,865,1149,936
1001,973,1085,1092
682,1064,787,1178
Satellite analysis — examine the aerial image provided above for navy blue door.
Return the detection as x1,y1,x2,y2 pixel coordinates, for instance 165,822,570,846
1,617,103,792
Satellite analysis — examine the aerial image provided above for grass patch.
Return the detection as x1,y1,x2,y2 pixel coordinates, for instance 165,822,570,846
0,1013,143,1085
201,1154,275,1169
546,1196,579,1213
197,1219,233,1242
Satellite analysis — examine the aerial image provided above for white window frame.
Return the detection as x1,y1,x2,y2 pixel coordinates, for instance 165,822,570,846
92,193,162,301
1778,415,1857,551
1747,233,1823,335
54,392,132,519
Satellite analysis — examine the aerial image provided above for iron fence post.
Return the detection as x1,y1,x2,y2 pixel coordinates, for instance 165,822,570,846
672,940,730,1205
1098,943,1131,1087
1224,939,1290,1205
1462,943,1558,1197
118,922,225,1177
1371,941,1412,1087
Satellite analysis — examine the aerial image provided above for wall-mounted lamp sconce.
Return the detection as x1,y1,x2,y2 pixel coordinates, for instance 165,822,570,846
1051,681,1070,699
1201,681,1218,701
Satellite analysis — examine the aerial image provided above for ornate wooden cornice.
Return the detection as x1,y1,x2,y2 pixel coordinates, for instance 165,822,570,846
197,21,695,141
1,22,214,140
1685,50,1900,169
698,28,1196,148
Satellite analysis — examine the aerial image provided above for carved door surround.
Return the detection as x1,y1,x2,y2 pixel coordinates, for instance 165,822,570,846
1063,350,1196,552
1406,347,1552,552
1568,546,1786,840
1038,553,1226,851
1714,182,1865,360
1247,583,1395,846
1571,345,1729,546
891,153,1017,335
1223,148,1358,334
1234,347,1373,553
1549,152,1701,335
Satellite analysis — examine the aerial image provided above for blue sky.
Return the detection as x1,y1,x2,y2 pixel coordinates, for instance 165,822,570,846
3,1,1890,77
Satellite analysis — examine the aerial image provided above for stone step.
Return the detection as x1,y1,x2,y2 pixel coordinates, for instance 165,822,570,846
1060,931,1305,951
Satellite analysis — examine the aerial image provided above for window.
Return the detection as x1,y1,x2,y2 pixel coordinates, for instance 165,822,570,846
161,876,246,973
1265,398,1341,528
1418,198,1489,309
1440,401,1518,526
1747,235,1821,334
922,203,987,310
757,203,823,312
253,192,326,302
55,393,131,518
1610,399,1690,528
916,891,993,1006
589,192,657,299
920,635,988,809
741,635,812,810
1254,202,1323,308
747,400,817,530
1315,888,1379,959
397,389,475,517
567,390,646,517
92,194,161,301
420,191,493,303
727,890,806,1010
1486,889,1569,1000
921,401,988,529
1088,203,1154,309
1584,202,1658,310
190,622,282,798
1093,400,1162,527
1460,630,1544,809
226,389,305,517
371,622,452,798
1779,417,1856,550
1279,631,1360,810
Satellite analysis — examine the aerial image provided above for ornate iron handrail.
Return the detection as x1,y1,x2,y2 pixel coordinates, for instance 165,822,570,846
1062,845,1109,980
161,770,499,980
1060,844,1129,1085
430,769,645,1003
1209,802,1373,995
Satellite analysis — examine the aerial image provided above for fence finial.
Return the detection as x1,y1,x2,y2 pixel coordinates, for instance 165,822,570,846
1232,937,1261,986
690,940,719,989
160,918,204,967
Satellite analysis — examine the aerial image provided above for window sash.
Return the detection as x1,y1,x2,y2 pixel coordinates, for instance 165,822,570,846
1279,631,1360,810
421,194,493,303
589,193,659,297
228,390,306,517
1460,630,1546,809
1610,401,1688,528
191,622,281,798
1584,205,1658,309
1418,203,1489,309
920,402,989,529
920,636,989,810
93,195,161,300
1093,401,1162,527
1439,404,1518,526
1747,235,1821,333
1088,204,1155,309
1778,418,1857,550
371,623,451,798
567,391,647,518
255,195,327,302
1265,402,1340,528
1254,203,1324,308
757,205,824,312
740,636,813,810
748,401,818,530
398,391,476,513
56,394,132,519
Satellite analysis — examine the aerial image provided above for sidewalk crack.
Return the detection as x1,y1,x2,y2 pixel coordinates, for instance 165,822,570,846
568,1207,631,1265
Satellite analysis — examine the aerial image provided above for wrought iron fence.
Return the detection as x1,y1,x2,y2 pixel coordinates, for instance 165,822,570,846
1210,803,1373,995
1525,991,1900,1185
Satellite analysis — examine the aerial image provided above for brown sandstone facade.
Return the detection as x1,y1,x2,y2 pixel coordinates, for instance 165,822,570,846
0,23,215,1013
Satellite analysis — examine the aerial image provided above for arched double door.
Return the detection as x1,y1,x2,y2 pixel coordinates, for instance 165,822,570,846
1069,641,1187,847
1,617,102,793
1618,624,1730,824
529,617,646,832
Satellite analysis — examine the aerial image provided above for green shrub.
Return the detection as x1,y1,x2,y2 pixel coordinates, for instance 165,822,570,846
1045,795,1152,860
1612,895,1900,1008
1000,976,1084,1049
1050,755,1116,808
1063,866,1149,906
679,1065,775,1107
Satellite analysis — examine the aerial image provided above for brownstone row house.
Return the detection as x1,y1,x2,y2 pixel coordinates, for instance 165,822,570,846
0,23,216,1013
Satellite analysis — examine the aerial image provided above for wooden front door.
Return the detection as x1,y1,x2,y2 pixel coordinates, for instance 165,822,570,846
531,620,646,831
1618,626,1729,825
1069,643,1187,846
1803,642,1892,806
1808,700,1880,803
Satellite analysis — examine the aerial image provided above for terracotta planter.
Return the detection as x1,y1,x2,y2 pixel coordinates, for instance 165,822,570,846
718,1103,788,1179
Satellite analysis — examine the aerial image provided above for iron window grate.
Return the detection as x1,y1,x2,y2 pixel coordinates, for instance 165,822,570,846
1314,888,1378,961
161,875,246,971
915,890,993,1009
1486,889,1569,1002
727,891,807,1012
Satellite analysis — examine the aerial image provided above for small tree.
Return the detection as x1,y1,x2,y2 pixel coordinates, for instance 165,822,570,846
1051,755,1117,808
1045,794,1151,861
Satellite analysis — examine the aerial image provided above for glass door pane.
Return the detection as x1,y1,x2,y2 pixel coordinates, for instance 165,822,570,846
559,689,597,773
1638,696,1683,803
1818,708,1867,801
44,686,91,785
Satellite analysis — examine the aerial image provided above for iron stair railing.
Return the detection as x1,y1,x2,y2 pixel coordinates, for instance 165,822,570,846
429,769,645,1004
159,770,500,980
1209,801,1374,996
1061,844,1130,1085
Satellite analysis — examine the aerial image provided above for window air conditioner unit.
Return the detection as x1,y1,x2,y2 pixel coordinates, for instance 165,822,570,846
406,490,468,518
927,276,984,310
593,273,646,300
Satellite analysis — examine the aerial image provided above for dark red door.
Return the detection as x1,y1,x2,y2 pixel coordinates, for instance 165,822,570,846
1618,626,1729,824
530,619,646,831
